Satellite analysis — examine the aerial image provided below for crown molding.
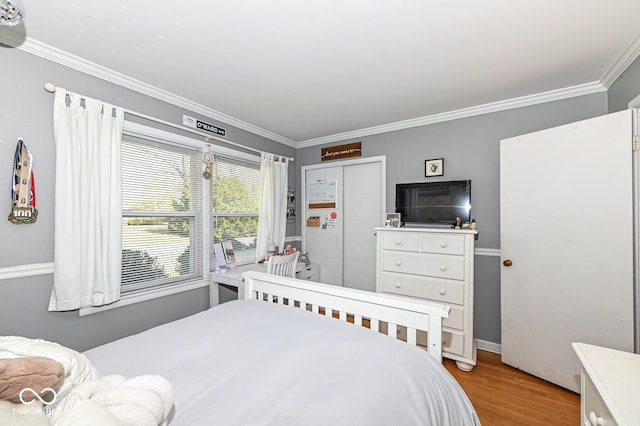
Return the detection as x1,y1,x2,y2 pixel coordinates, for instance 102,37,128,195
297,81,606,147
600,32,640,88
1,33,297,147
1,30,628,149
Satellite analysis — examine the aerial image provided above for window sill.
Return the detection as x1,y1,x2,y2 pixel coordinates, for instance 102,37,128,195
78,279,210,317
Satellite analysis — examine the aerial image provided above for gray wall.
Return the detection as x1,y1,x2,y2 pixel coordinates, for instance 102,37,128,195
296,93,608,344
4,40,636,350
0,46,295,351
608,54,640,113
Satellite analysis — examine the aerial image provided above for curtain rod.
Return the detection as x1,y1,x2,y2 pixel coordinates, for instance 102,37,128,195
43,82,294,162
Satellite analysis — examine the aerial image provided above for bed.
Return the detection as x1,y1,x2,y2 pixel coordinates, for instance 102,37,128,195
79,272,480,425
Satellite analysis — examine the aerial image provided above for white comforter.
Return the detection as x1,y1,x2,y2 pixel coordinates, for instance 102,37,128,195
85,299,479,425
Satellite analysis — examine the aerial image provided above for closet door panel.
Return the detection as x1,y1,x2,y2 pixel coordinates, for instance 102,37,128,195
303,166,344,286
343,161,383,291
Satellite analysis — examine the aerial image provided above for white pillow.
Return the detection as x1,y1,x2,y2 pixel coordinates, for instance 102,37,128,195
0,336,102,405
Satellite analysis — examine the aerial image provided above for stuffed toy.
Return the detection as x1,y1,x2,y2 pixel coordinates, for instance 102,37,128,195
0,357,65,404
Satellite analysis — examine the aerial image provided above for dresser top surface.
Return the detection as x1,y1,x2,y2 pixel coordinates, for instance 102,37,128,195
572,342,640,426
375,227,478,235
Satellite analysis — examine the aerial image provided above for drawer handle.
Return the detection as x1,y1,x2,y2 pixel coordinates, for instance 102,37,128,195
395,240,402,245
439,265,447,271
588,412,604,426
395,282,401,288
439,289,446,295
395,260,402,266
440,242,447,248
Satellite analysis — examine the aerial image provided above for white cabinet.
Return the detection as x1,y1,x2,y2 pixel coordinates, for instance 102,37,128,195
296,263,320,281
375,227,477,370
573,342,640,426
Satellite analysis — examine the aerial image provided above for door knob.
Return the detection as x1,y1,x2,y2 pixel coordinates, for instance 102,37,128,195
503,259,513,267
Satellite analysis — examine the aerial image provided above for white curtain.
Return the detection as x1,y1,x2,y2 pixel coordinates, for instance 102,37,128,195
49,89,124,311
256,153,289,261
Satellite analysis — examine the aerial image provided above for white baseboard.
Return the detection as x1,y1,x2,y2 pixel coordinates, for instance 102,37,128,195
475,338,501,354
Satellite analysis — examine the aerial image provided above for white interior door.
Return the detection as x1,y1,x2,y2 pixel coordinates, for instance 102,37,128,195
302,157,385,288
500,110,635,392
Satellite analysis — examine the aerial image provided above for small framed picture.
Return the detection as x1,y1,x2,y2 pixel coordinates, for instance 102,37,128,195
425,158,444,177
385,212,401,228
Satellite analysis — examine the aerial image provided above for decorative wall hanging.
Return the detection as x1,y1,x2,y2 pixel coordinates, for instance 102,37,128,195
321,142,362,161
425,158,444,177
202,150,214,179
286,186,296,223
8,138,38,224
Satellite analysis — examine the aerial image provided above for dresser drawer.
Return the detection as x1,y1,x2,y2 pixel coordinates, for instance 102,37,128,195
296,263,320,281
381,252,465,280
443,329,464,357
444,305,464,330
381,271,464,305
382,231,420,252
420,234,465,256
382,231,466,256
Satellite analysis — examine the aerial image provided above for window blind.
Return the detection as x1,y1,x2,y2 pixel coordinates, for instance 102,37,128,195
211,155,260,267
121,135,203,292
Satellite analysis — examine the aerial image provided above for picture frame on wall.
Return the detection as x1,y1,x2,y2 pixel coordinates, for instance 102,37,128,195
425,158,444,177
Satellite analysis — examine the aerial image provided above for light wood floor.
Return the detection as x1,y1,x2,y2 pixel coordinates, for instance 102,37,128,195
443,350,580,425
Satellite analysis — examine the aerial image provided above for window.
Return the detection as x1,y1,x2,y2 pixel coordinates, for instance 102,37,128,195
118,122,261,297
211,156,260,267
121,135,203,293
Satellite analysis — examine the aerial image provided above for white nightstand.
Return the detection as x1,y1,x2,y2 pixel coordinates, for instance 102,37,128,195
572,342,640,426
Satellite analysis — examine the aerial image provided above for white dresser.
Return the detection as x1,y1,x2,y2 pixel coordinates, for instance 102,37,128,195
572,342,640,426
375,227,477,371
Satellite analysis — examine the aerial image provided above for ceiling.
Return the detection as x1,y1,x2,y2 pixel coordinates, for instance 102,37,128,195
2,0,640,146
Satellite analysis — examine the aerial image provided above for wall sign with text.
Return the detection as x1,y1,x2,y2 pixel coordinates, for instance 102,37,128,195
183,115,226,136
321,142,361,161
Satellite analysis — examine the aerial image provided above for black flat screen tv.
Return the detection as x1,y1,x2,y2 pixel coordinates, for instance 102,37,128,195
395,180,471,227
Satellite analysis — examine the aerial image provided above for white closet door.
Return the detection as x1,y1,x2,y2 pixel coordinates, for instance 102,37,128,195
302,157,385,288
304,166,344,286
500,110,635,392
343,161,384,291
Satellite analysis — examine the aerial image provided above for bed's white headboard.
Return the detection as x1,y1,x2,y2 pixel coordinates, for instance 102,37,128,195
242,271,450,361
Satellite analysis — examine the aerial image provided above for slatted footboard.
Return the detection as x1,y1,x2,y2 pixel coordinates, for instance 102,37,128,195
242,271,450,361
